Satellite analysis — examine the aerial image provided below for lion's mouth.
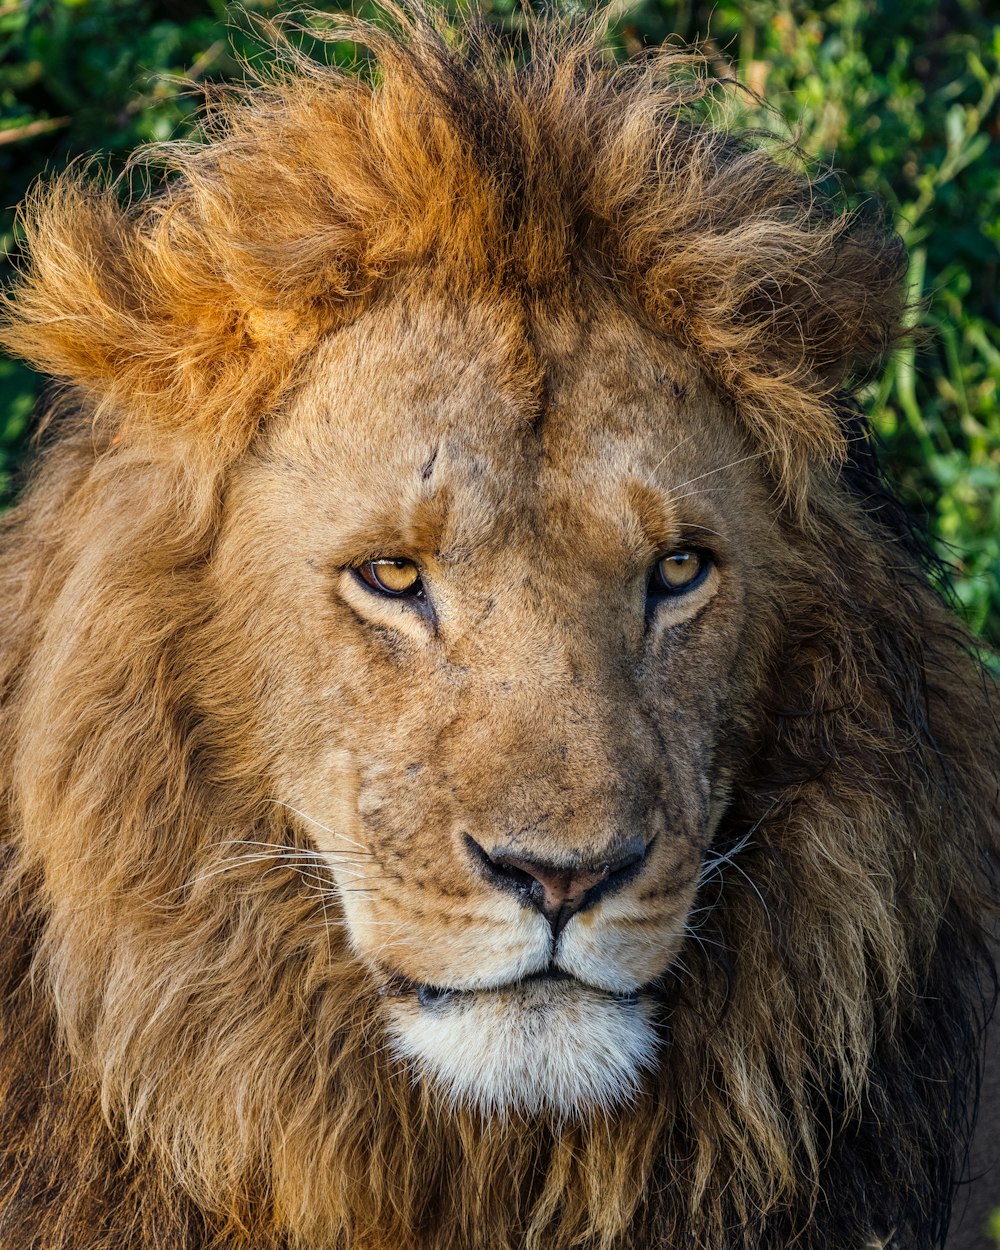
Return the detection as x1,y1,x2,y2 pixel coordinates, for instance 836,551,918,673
380,966,659,1115
384,967,641,1009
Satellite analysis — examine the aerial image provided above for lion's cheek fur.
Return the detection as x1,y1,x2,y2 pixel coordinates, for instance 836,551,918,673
348,894,549,990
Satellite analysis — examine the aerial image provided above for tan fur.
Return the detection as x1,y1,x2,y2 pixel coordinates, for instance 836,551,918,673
0,8,997,1250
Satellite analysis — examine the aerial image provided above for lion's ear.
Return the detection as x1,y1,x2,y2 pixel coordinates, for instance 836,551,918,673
0,176,337,460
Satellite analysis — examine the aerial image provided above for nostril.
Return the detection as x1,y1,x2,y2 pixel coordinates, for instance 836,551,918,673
491,859,536,890
464,834,542,900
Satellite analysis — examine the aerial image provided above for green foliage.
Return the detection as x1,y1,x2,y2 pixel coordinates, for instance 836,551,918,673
0,0,997,642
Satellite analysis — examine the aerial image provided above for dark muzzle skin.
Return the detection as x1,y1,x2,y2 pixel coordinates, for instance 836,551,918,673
464,832,651,936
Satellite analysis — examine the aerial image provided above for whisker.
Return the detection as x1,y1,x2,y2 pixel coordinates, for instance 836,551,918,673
682,925,727,953
697,829,757,884
681,521,726,540
669,448,769,493
643,433,695,486
194,849,369,881
257,858,388,885
152,861,267,899
220,837,373,862
269,799,371,853
315,872,336,961
659,487,726,506
150,851,389,902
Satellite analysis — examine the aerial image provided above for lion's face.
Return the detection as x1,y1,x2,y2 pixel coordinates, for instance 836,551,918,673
207,285,779,1117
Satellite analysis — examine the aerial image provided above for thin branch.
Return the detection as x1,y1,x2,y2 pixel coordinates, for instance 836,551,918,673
0,116,69,146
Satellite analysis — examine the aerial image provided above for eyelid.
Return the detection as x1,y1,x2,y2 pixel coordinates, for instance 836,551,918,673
673,525,723,556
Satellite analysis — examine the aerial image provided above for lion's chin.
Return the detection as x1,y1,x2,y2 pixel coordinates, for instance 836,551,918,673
383,976,659,1118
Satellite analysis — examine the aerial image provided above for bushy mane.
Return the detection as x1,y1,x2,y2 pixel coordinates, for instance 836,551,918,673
1,6,904,495
0,9,996,1250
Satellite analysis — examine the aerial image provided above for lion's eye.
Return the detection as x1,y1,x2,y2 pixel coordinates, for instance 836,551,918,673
648,549,710,598
356,558,423,598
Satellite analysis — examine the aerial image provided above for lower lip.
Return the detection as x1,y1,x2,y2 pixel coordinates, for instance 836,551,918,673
414,973,639,1010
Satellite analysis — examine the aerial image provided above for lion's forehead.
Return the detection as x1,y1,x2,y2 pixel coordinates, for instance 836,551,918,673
260,291,748,562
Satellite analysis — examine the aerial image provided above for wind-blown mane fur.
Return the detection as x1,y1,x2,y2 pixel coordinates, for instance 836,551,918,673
2,7,905,495
0,8,997,1250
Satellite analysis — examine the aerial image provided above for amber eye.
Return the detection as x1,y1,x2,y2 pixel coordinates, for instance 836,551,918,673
648,549,710,598
356,558,423,598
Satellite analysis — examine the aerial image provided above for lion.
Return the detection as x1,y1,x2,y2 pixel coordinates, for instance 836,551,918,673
0,7,997,1249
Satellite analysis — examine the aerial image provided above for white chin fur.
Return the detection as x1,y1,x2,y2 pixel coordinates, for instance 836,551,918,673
384,980,659,1118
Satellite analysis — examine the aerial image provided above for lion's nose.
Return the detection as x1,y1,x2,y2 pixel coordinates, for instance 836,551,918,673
464,835,649,937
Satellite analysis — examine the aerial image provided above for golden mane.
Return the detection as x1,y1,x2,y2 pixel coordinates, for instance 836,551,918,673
0,9,996,1250
0,6,903,495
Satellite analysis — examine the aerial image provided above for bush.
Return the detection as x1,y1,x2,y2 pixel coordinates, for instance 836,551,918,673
1,0,997,642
